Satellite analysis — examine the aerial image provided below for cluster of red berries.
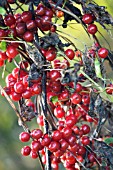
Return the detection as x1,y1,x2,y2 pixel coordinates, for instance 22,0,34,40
0,1,113,170
1,61,42,101
19,124,97,170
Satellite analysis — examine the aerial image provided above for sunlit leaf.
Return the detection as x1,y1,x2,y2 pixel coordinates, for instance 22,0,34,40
95,57,102,79
51,96,58,104
0,41,6,51
0,7,6,15
104,137,113,144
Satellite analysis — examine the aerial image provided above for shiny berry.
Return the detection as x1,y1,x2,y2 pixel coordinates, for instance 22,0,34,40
82,13,93,24
21,146,31,156
71,93,82,104
65,49,75,60
19,132,30,142
87,24,97,34
98,48,108,58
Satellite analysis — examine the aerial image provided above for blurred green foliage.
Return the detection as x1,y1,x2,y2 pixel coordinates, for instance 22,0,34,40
0,0,113,170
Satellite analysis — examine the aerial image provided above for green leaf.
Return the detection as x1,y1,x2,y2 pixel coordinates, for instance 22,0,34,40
95,57,102,79
0,7,6,15
51,96,58,104
104,137,113,144
0,41,7,51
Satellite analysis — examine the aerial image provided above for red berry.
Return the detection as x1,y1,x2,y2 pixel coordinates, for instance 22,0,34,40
66,115,77,128
10,91,21,101
82,13,93,24
16,22,26,35
87,24,98,34
52,130,63,141
77,146,86,155
30,151,38,159
22,11,32,22
4,14,16,27
98,48,108,58
32,84,42,95
65,49,75,60
41,136,51,147
88,153,96,162
82,94,90,105
14,82,25,93
21,146,31,156
81,136,90,145
6,45,19,59
22,89,32,99
35,5,45,16
71,93,82,104
26,20,36,30
60,139,69,151
49,70,61,81
48,141,60,152
19,132,30,142
54,106,65,118
23,31,34,42
31,129,43,140
31,141,42,152
62,127,72,139
46,50,56,61
81,124,90,134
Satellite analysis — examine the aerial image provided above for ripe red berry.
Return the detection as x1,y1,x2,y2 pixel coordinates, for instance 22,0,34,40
41,136,51,147
48,141,60,152
14,82,25,93
81,124,90,134
21,146,31,156
6,45,19,59
60,139,69,151
98,48,108,58
26,20,36,30
4,14,16,27
30,151,38,159
66,115,77,128
88,153,96,162
82,13,93,24
35,5,45,16
65,49,75,60
49,70,61,81
77,146,86,155
22,89,32,99
62,127,72,139
31,129,43,140
10,91,21,101
81,136,90,145
82,94,90,105
23,31,34,42
54,106,65,118
19,132,30,142
52,130,63,141
16,22,26,35
31,140,42,152
22,11,32,22
46,50,56,61
71,93,82,104
87,24,98,34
